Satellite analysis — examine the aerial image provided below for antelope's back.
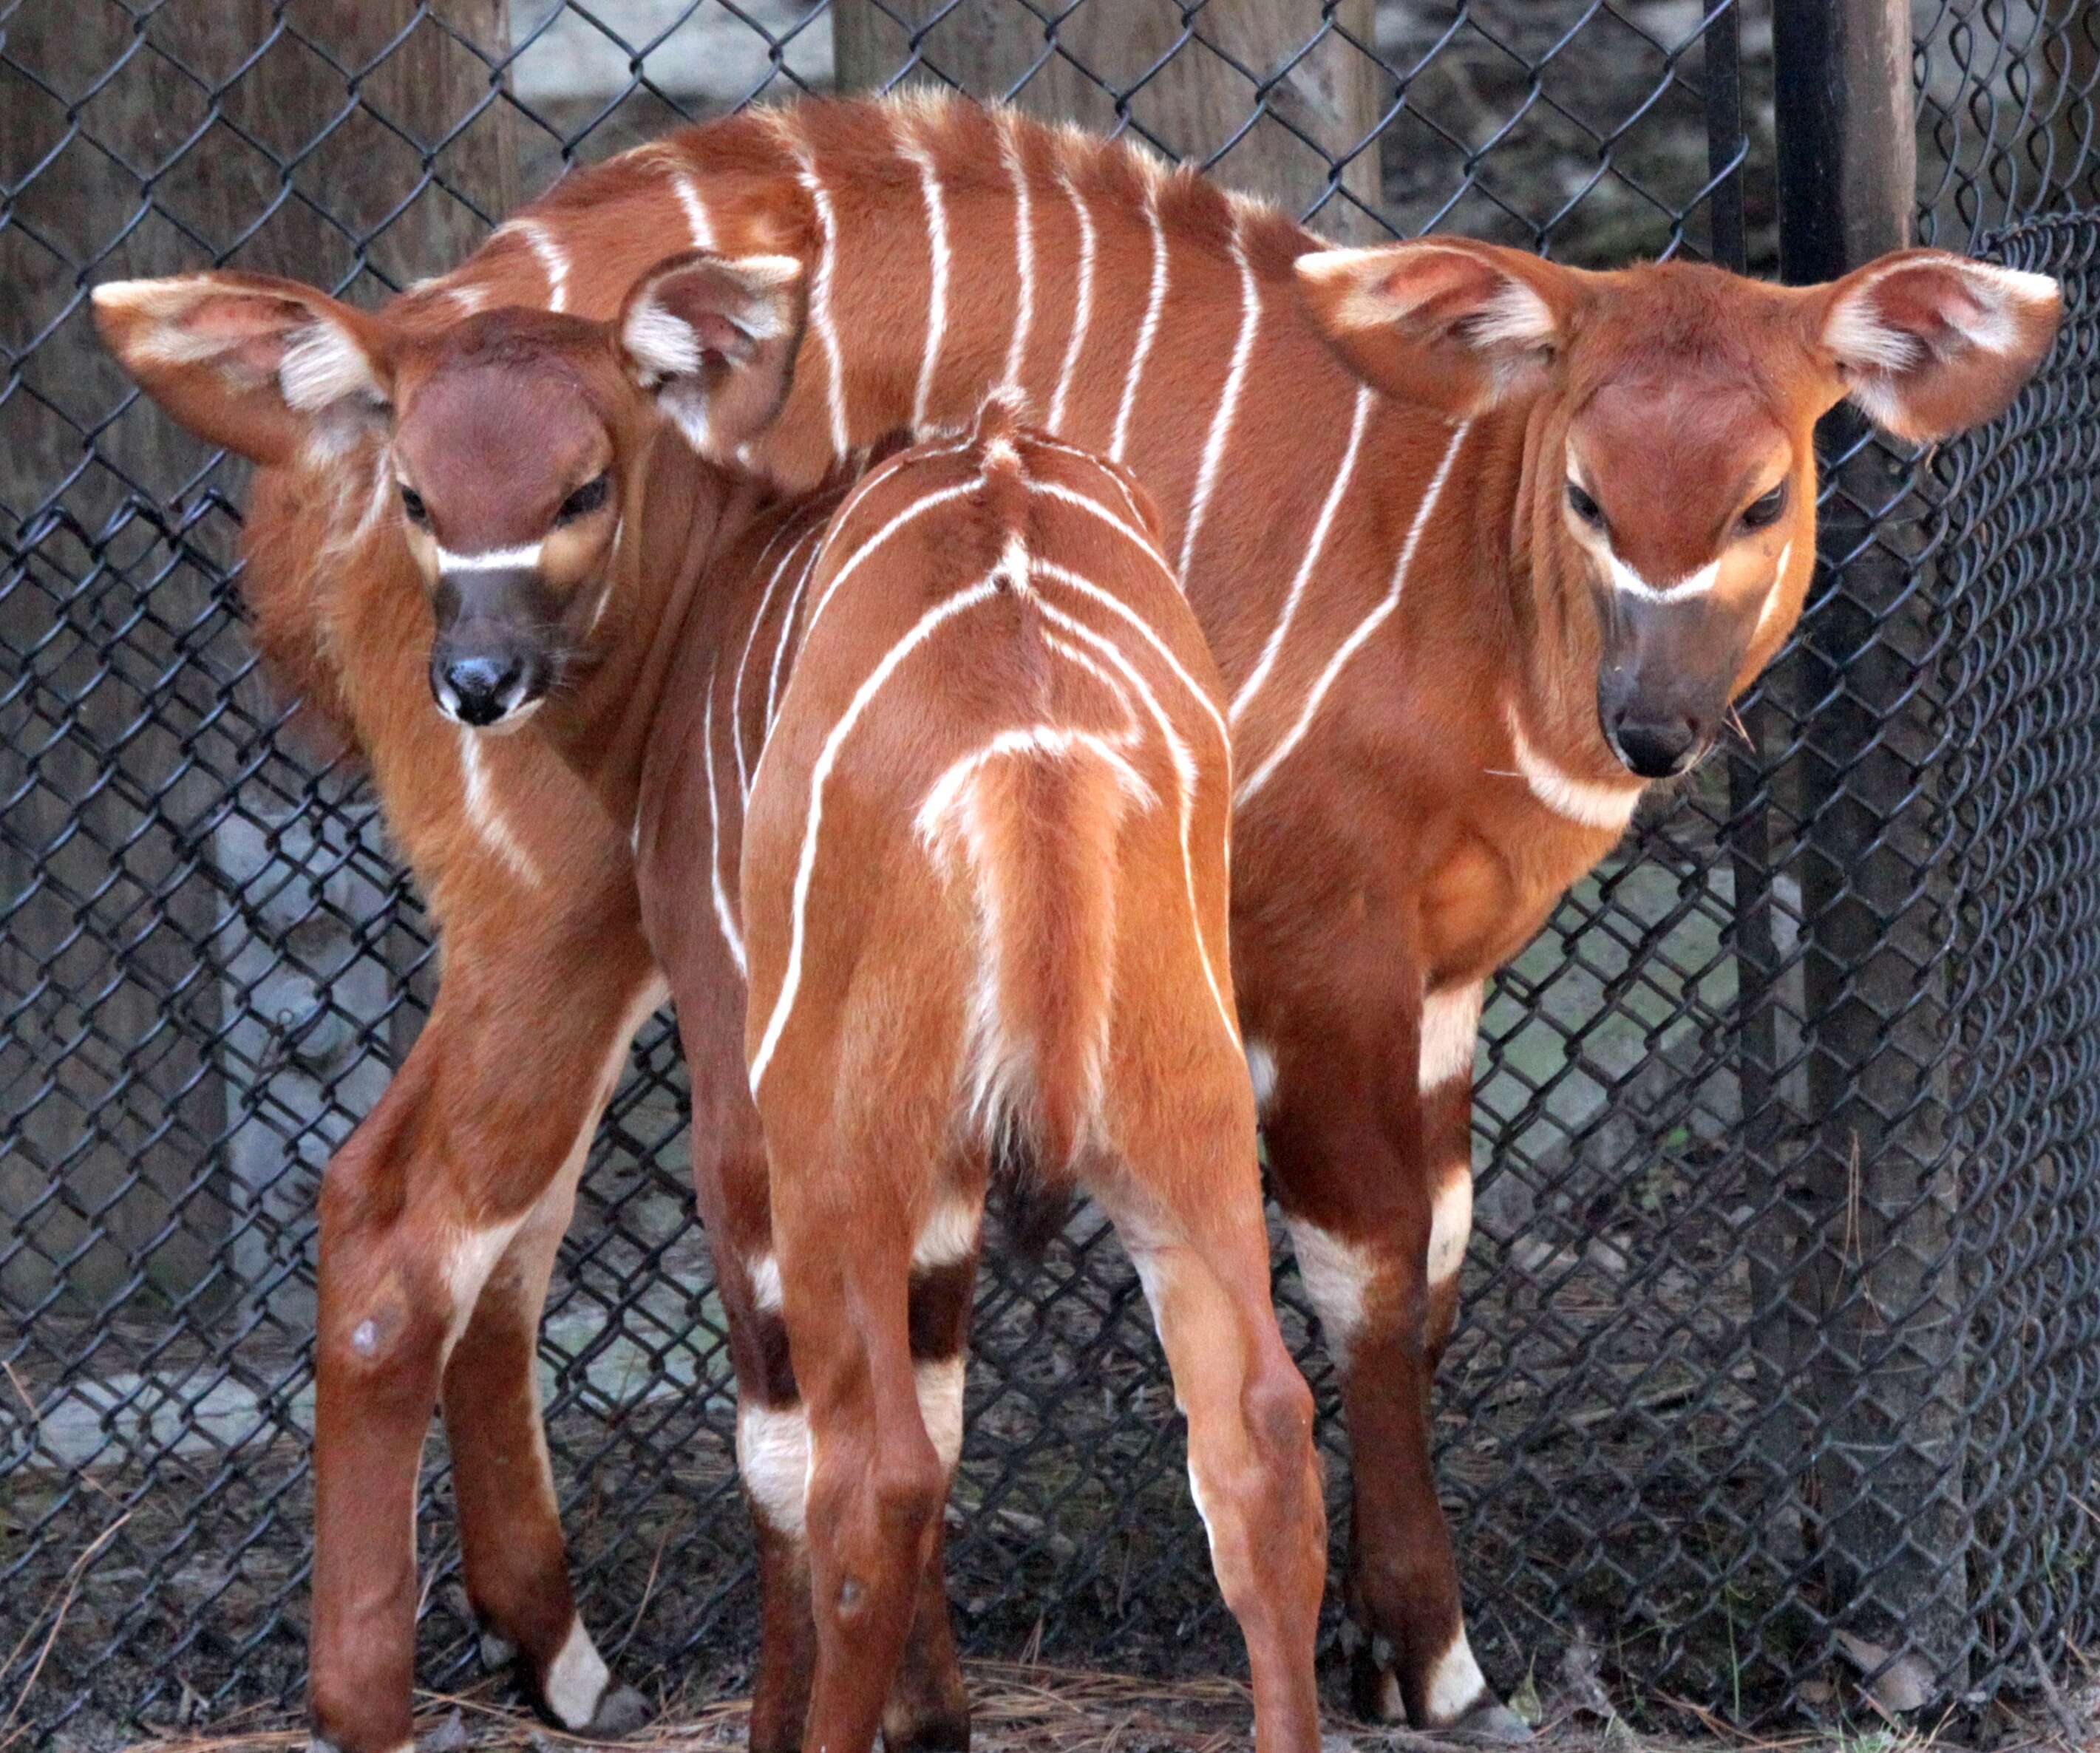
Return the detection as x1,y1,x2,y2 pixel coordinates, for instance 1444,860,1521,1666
736,406,1234,1058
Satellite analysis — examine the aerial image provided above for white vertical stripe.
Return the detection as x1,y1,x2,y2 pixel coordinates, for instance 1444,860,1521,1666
797,479,982,662
750,576,1004,1093
1176,217,1260,581
999,111,1035,392
504,219,569,314
735,520,821,798
670,169,716,251
1030,567,1237,1050
768,510,834,733
1237,420,1473,807
898,119,951,434
1111,190,1170,463
1229,383,1373,727
1049,171,1095,435
702,670,748,978
772,115,851,457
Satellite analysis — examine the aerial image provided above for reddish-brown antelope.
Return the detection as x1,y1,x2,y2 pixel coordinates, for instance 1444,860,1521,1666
231,226,1326,1752
96,90,2059,1752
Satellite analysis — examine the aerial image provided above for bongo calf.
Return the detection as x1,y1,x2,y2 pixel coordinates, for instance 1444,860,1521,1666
731,398,1324,1753
182,242,1324,1753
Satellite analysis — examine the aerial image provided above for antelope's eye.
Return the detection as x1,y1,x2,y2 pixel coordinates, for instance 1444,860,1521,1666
557,473,611,523
1741,482,1787,529
398,485,427,525
1566,481,1604,528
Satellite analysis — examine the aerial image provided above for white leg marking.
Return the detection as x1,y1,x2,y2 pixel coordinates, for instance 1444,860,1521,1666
897,118,951,434
1237,419,1474,808
1111,189,1170,463
1245,1039,1278,1115
1424,1625,1491,1723
1177,216,1260,580
999,111,1035,392
911,1196,982,1273
1426,1160,1472,1287
1418,982,1484,1090
702,669,749,977
749,574,1005,1092
769,115,851,457
736,1401,812,1539
1285,1219,1376,1366
914,1356,967,1474
458,729,544,890
1229,383,1373,728
1049,171,1095,435
542,1616,611,1729
501,219,570,314
747,1252,784,1313
440,1214,529,1353
1503,706,1644,830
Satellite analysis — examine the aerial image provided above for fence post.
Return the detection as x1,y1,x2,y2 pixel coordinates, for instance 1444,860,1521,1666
1771,0,1972,1696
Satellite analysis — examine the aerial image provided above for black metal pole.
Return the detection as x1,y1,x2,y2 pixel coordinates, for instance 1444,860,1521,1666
1772,0,1972,1701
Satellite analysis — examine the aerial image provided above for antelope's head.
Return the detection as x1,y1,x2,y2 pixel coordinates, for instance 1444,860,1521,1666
92,252,806,731
1297,240,2062,781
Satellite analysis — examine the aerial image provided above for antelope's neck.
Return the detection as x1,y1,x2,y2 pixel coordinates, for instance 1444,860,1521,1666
1495,395,1625,786
550,451,763,832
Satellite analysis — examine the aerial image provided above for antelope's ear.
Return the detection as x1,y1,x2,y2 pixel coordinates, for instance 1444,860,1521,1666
616,251,808,460
1818,250,2062,442
91,272,392,466
1293,238,1583,416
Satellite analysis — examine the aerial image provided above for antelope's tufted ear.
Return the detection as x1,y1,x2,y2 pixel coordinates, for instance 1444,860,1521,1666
92,272,392,466
616,251,808,460
1293,238,1588,416
1816,249,2062,442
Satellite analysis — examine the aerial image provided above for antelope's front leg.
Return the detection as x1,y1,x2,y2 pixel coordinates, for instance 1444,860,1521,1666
307,929,659,1753
1256,976,1526,1740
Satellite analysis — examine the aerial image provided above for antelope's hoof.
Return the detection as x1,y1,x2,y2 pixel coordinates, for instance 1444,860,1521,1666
1444,1700,1533,1743
881,1706,972,1752
584,1683,653,1739
1345,1642,1404,1725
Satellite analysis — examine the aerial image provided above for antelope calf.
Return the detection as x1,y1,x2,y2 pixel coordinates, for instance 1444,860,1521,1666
733,398,1323,1753
154,235,1320,1752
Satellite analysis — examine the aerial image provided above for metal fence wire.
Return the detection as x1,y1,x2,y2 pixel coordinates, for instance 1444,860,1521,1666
4,1,2100,1742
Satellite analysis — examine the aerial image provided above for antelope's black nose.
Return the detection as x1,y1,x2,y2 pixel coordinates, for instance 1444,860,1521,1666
437,654,524,727
1607,711,1699,779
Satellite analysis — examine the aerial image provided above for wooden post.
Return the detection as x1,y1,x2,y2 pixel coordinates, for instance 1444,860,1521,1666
1770,0,1971,1698
0,1,513,1312
834,0,1385,239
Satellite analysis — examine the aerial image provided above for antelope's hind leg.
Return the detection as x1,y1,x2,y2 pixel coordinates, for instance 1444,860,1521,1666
1099,1075,1328,1753
769,1136,980,1753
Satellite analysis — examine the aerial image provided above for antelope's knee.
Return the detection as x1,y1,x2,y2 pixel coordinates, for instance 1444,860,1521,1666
1243,1355,1316,1469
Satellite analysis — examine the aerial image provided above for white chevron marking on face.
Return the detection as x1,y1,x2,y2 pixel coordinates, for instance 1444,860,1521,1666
1605,550,1720,602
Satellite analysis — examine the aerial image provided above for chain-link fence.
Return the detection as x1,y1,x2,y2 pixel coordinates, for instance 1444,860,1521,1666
5,2,2099,1744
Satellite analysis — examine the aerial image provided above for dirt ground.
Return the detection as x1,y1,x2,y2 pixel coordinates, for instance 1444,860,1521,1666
85,1653,2100,1753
